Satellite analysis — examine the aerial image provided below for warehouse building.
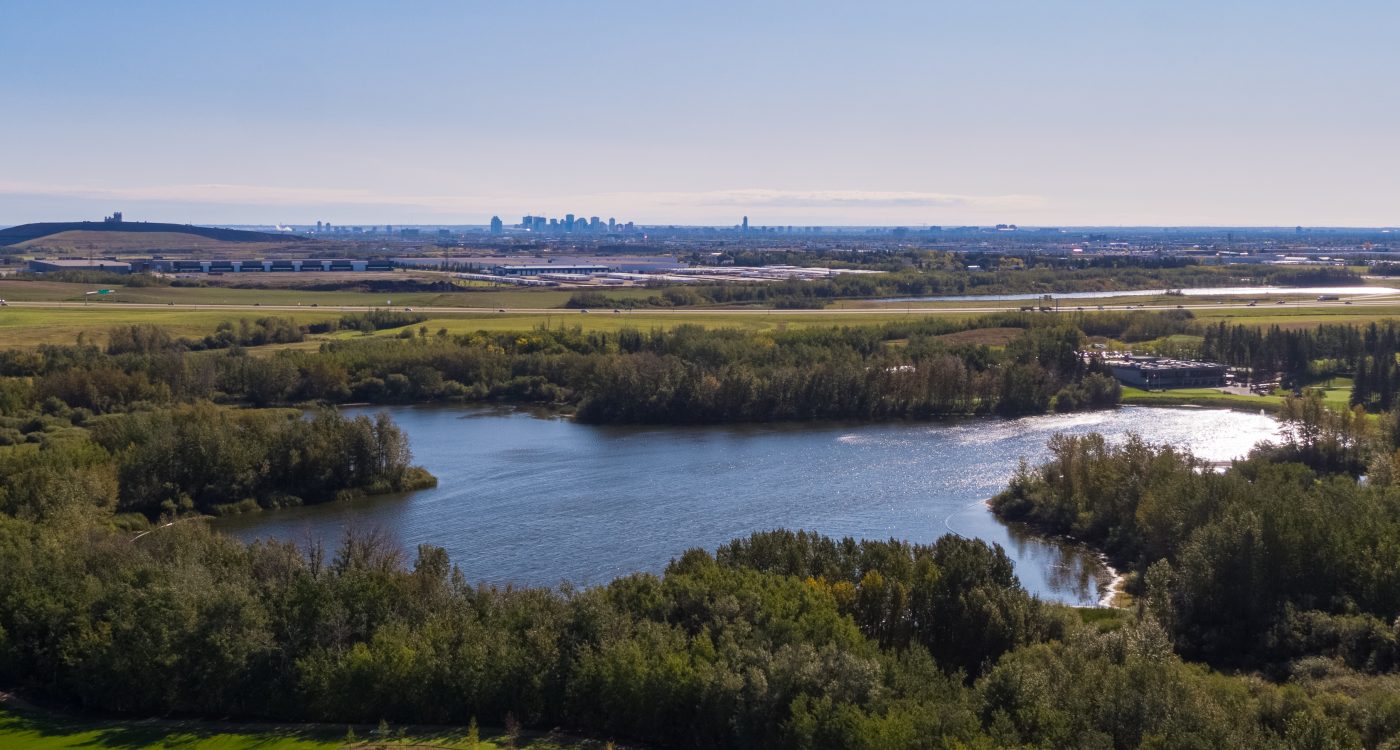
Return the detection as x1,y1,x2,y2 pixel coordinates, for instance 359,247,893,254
490,264,611,277
1107,356,1228,389
28,259,132,273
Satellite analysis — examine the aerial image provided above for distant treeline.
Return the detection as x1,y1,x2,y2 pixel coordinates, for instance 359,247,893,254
0,314,1135,422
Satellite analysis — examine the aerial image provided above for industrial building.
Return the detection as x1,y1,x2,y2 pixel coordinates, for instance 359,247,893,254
1106,357,1228,389
490,264,611,277
28,259,133,273
138,258,393,273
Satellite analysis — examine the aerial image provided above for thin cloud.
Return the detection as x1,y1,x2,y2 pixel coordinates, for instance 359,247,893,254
624,189,1045,210
0,181,493,211
0,181,1047,222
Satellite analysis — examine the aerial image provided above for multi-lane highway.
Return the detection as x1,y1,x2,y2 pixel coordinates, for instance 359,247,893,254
5,294,1400,317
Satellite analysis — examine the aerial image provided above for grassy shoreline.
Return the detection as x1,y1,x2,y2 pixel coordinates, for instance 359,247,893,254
0,699,611,750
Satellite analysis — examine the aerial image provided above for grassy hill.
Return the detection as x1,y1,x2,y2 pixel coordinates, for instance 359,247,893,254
0,221,300,248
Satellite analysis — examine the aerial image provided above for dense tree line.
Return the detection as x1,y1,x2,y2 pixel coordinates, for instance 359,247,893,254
0,403,432,519
991,397,1400,672
0,315,1130,423
7,311,1400,745
1200,320,1400,409
0,520,1394,748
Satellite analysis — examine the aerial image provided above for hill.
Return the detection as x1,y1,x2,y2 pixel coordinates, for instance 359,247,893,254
0,221,300,248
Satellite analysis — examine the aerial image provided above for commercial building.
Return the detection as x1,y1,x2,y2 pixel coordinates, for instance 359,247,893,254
1106,356,1227,389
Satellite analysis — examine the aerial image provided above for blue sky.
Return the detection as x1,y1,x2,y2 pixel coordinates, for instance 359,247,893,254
2,0,1397,226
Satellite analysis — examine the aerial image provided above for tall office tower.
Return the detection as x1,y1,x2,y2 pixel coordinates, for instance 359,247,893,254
742,216,749,233
608,217,616,231
521,215,532,229
490,216,504,234
589,216,601,230
316,221,323,232
565,213,575,231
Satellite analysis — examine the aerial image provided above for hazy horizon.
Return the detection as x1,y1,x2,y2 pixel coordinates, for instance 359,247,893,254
5,1,1398,227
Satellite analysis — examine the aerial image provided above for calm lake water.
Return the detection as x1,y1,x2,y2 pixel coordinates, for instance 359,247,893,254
215,406,1280,606
885,285,1397,303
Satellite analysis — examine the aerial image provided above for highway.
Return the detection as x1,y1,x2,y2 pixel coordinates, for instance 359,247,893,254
5,294,1400,317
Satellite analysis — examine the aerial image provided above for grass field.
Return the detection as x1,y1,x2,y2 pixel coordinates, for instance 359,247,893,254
1313,377,1355,408
0,705,605,750
0,307,345,347
5,274,1400,349
0,305,983,347
1120,377,1354,413
0,279,600,309
1120,386,1285,412
15,231,300,253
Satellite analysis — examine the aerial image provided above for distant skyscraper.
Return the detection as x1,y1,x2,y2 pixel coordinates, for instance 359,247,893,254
608,217,616,231
316,221,323,232
565,213,575,231
490,216,503,234
742,216,749,233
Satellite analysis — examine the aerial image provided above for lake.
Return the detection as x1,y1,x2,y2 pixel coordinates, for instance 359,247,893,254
884,285,1397,303
214,405,1280,606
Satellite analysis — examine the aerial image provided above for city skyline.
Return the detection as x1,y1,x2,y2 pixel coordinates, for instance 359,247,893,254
4,1,1399,227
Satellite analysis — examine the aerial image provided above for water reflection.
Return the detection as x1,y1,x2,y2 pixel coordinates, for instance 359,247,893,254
215,406,1278,607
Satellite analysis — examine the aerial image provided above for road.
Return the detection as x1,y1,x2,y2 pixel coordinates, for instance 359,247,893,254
4,295,1400,316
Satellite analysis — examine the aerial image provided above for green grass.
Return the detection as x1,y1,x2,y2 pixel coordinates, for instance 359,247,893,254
0,303,984,347
1120,386,1285,412
1311,377,1355,409
0,705,603,750
6,274,1400,349
0,279,596,309
0,307,346,347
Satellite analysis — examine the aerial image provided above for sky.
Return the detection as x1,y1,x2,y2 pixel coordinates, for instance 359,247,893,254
2,0,1398,227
